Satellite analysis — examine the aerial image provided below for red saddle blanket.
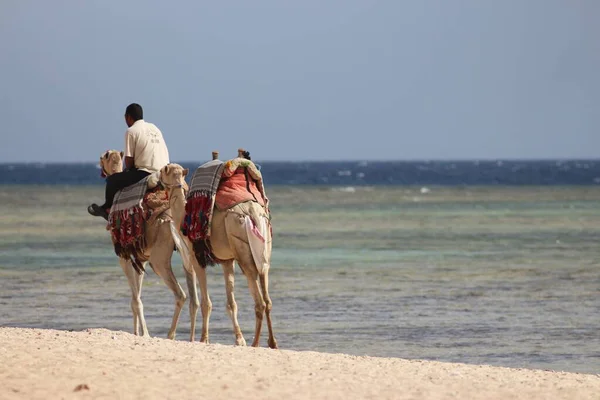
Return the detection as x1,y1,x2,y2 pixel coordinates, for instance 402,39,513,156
215,168,266,211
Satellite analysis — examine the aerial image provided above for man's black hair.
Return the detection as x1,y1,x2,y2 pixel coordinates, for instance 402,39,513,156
125,103,143,121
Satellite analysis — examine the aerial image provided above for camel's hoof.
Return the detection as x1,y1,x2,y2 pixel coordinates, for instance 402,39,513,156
167,333,176,340
235,337,247,346
268,339,278,349
200,335,209,344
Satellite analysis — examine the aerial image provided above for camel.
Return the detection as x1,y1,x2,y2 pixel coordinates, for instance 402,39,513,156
99,150,124,177
99,151,199,341
183,150,278,349
99,150,277,349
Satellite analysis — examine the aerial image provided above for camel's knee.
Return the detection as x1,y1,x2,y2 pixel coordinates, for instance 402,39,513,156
226,301,238,318
131,297,143,313
201,299,212,315
190,296,200,310
176,291,187,307
254,302,266,319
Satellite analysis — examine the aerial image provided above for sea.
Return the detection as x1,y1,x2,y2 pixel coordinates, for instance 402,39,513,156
1,160,599,374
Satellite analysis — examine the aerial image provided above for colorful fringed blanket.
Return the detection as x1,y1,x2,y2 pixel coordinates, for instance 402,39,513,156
182,160,226,267
108,176,151,273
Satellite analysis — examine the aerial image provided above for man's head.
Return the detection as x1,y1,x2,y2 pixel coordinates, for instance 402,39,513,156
124,103,143,127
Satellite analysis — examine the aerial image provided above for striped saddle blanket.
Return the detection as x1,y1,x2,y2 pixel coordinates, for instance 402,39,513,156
108,175,168,274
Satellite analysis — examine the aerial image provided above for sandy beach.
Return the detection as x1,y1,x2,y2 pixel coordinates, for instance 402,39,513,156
0,327,598,400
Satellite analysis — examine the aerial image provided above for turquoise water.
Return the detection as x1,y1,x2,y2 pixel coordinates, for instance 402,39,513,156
1,185,599,373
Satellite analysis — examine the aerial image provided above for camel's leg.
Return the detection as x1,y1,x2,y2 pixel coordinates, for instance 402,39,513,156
259,271,278,349
184,266,199,342
155,263,187,340
242,269,266,348
184,236,212,344
149,237,187,340
191,257,212,344
119,258,149,337
222,207,267,347
222,260,246,346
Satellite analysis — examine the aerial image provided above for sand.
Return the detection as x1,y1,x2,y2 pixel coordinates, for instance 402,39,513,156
0,327,598,400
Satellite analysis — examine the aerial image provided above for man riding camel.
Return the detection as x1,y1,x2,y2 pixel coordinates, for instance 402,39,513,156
88,103,170,220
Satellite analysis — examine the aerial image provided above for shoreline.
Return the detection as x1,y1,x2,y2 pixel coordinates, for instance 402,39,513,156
1,327,599,399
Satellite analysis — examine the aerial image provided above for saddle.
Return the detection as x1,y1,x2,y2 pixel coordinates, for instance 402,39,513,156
108,173,171,273
216,161,267,210
182,149,270,268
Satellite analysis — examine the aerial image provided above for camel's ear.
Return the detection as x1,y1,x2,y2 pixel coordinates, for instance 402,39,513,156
99,156,105,176
99,158,107,178
182,168,189,177
119,151,124,159
163,164,171,175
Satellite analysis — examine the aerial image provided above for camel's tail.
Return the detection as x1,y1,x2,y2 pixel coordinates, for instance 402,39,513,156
245,205,270,275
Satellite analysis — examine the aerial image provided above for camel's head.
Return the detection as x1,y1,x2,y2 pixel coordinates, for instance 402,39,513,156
99,150,124,177
159,163,189,192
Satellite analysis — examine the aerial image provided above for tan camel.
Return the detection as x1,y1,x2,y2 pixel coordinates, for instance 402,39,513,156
99,151,199,341
99,150,123,177
184,150,278,349
100,150,277,348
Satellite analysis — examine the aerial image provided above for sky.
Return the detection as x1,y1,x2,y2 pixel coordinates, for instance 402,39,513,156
0,0,598,162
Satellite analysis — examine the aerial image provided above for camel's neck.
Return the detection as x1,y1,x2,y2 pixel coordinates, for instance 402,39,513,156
168,187,187,227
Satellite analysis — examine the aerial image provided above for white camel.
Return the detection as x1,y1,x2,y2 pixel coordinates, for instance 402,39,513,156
100,151,199,340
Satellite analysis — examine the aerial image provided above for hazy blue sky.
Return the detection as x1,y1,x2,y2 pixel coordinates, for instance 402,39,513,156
1,1,598,162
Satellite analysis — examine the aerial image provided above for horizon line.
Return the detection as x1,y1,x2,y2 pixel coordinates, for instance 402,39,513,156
1,157,599,165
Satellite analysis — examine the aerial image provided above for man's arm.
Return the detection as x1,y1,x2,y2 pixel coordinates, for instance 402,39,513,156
124,156,135,170
124,130,135,171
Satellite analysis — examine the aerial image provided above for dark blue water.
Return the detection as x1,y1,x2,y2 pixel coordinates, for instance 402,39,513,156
1,160,599,185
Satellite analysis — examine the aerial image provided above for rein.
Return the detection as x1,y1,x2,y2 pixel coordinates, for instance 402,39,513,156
160,179,183,190
159,179,188,204
148,179,187,224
